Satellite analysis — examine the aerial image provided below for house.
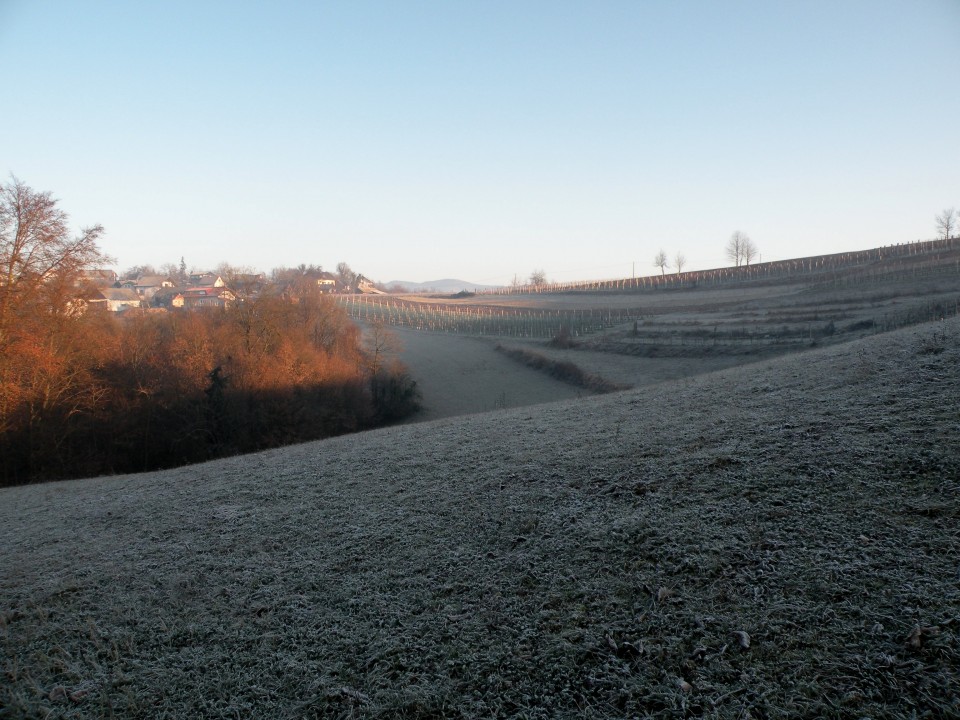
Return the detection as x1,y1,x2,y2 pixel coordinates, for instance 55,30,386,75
357,276,386,295
188,273,225,288
315,272,338,292
180,286,236,309
90,288,143,313
151,287,185,309
132,275,175,300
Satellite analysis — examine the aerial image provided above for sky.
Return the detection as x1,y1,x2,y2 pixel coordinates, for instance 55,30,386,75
2,1,959,286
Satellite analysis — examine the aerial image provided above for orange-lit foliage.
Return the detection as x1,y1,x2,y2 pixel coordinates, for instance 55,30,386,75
0,179,418,484
0,288,419,485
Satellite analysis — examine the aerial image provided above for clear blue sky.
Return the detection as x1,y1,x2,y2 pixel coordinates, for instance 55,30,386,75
2,1,958,285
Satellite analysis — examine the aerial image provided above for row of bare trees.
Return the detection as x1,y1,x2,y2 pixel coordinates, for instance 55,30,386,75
0,178,419,485
510,230,760,292
654,232,757,278
522,232,757,291
725,231,759,267
505,206,954,296
653,250,687,277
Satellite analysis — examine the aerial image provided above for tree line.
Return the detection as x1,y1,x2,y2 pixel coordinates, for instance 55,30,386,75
0,178,419,486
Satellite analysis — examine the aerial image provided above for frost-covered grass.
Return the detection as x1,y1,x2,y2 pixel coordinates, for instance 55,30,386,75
2,319,959,718
388,327,588,422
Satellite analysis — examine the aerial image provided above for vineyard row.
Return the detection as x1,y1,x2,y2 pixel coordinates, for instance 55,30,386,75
336,296,638,338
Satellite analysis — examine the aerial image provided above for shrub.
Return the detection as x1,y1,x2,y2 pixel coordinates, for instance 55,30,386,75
370,366,422,423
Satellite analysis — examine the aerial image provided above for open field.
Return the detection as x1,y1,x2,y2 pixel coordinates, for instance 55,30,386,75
2,317,958,718
385,327,587,422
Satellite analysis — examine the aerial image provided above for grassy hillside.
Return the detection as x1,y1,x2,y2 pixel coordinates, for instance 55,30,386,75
2,319,958,718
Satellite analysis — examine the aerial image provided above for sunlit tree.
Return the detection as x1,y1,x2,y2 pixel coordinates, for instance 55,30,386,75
0,178,112,478
0,177,109,336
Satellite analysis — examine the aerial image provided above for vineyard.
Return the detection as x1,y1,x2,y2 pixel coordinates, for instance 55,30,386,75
483,236,960,295
336,295,638,338
338,237,960,346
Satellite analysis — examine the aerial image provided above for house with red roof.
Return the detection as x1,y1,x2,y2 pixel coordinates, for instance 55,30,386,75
180,286,236,309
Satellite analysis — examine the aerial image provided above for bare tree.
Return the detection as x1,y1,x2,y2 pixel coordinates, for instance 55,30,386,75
121,264,157,281
0,178,111,448
215,262,261,288
159,262,181,282
653,249,669,277
0,177,109,336
529,269,547,287
935,208,956,240
726,231,752,267
674,252,686,275
742,236,759,266
336,261,357,291
364,318,400,375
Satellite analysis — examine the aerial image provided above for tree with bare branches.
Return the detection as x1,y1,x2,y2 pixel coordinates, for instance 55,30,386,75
364,318,400,376
0,177,110,338
0,178,111,475
726,231,756,267
336,261,358,291
935,208,956,240
742,236,759,266
653,250,669,277
674,252,686,275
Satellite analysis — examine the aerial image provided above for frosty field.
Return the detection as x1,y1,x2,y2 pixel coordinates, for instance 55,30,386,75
386,327,586,422
2,316,958,718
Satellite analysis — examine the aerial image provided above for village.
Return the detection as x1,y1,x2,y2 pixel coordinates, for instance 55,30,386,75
80,264,387,313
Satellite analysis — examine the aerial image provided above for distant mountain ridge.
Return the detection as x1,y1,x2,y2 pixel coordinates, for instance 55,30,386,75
386,278,499,293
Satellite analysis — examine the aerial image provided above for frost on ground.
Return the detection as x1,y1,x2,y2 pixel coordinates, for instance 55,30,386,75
1,319,958,718
389,326,587,421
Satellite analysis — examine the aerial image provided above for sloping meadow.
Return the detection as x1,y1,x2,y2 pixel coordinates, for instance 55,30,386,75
1,319,958,718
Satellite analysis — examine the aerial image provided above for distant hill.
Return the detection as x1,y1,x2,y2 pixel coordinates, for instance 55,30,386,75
386,278,499,293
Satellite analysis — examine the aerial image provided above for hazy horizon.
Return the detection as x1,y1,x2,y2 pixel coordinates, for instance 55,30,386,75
2,1,958,285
